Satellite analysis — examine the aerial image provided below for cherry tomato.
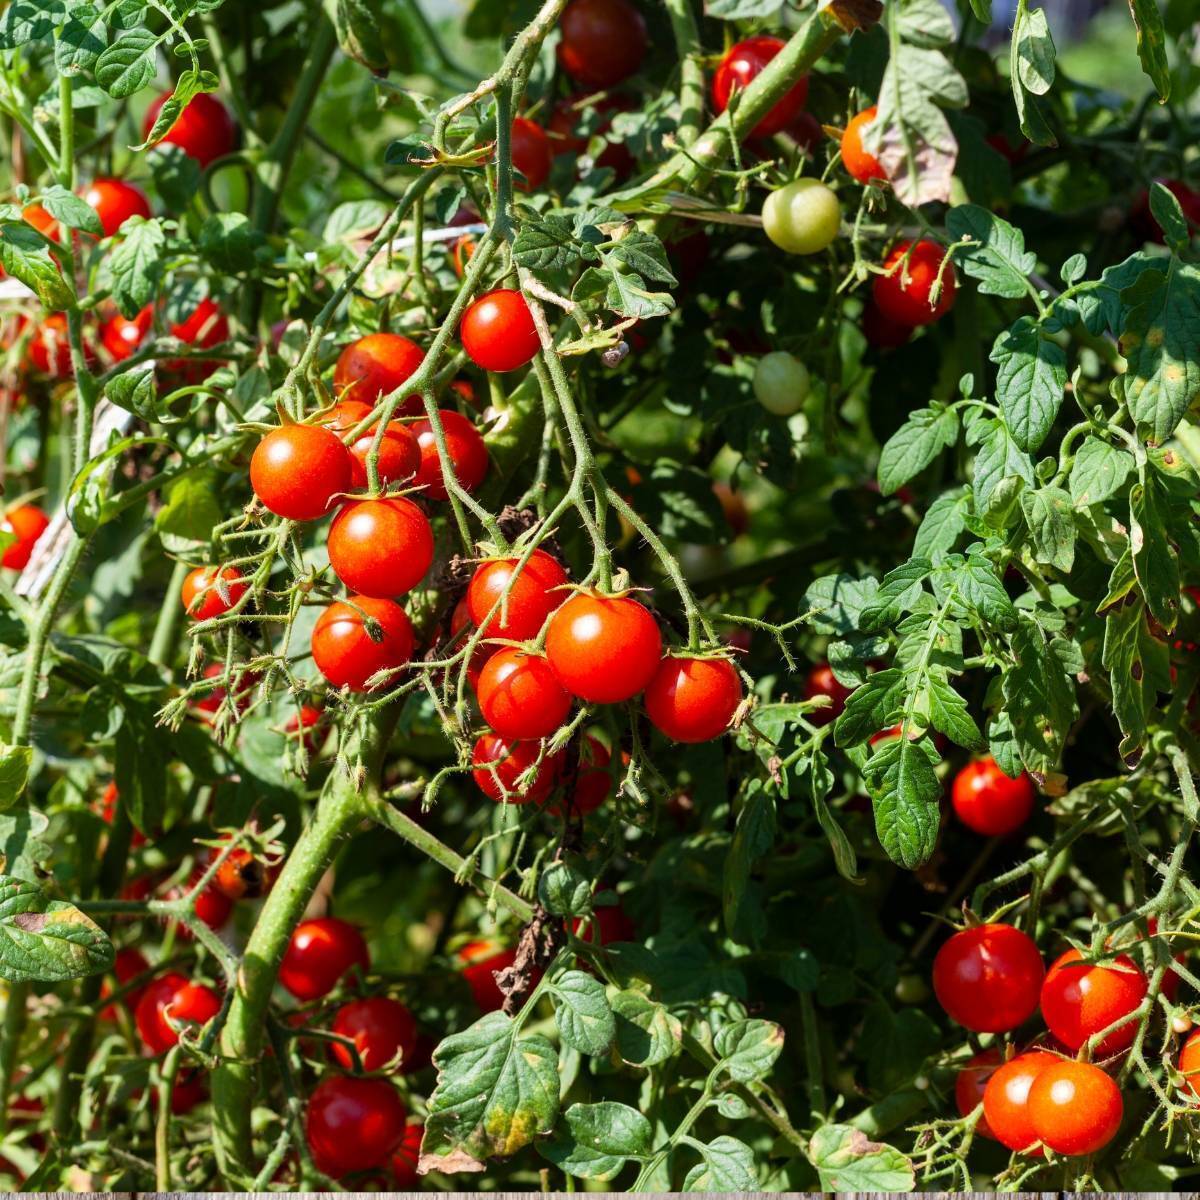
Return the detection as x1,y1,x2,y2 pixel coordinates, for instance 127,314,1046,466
841,107,885,184
571,899,634,945
162,296,229,378
753,351,810,416
951,756,1035,836
211,844,271,901
143,91,237,168
100,305,152,362
22,203,57,238
547,94,635,177
327,497,434,599
135,973,221,1055
0,505,49,570
311,596,415,693
711,36,808,140
285,703,326,757
331,996,419,1073
861,297,913,348
82,178,151,237
192,663,260,720
166,1069,208,1115
322,399,420,490
569,734,615,814
451,233,476,278
100,946,152,1020
1179,1028,1200,1098
1040,947,1147,1057
477,647,572,739
27,312,90,377
181,565,247,621
556,0,647,88
280,917,370,1001
545,592,662,703
762,179,841,255
644,655,742,743
511,117,552,191
305,1075,406,1179
460,289,540,373
802,663,852,726
250,424,354,521
467,549,568,641
932,923,1044,1032
955,1048,1001,1140
163,871,234,934
333,333,425,415
981,1051,1057,1153
458,940,521,1012
411,410,489,500
390,1122,424,1189
471,734,563,804
873,240,957,327
1027,1060,1123,1156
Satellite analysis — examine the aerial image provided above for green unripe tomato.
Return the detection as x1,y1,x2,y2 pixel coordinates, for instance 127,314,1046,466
762,179,841,255
753,351,810,415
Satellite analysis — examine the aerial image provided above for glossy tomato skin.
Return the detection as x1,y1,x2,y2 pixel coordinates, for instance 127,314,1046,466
571,735,615,814
511,117,553,191
311,597,415,692
873,240,957,327
951,757,1036,836
471,734,564,803
981,1051,1057,1153
27,313,78,377
305,1075,407,1179
181,565,247,620
1179,1029,1200,1098
412,410,489,500
450,596,492,691
323,399,419,490
1027,1060,1123,1156
331,996,419,1072
932,923,1044,1033
83,178,151,237
101,305,152,362
280,917,370,1001
390,1122,424,1189
460,289,540,373
545,592,662,703
143,92,237,168
753,351,810,416
477,647,572,739
163,297,229,379
212,846,270,901
250,424,354,521
327,498,434,599
644,656,742,743
556,0,647,88
467,549,568,641
135,974,221,1055
1,505,49,570
712,37,808,140
101,946,152,1020
762,180,841,255
803,663,852,726
333,333,425,414
841,107,885,184
1040,948,1147,1057
955,1048,1002,1140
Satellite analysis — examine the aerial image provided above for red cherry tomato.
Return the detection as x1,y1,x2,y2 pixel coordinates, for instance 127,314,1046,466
477,647,572,740
457,940,524,1012
331,996,419,1073
472,734,564,804
27,312,86,377
100,946,152,1020
981,1051,1057,1153
1040,947,1147,1057
467,549,568,642
162,297,229,378
451,233,476,279
570,734,615,814
460,289,539,373
82,178,151,237
841,106,885,184
1179,1028,1200,1098
556,0,647,88
644,655,742,743
711,36,809,140
192,663,260,720
181,565,247,621
547,94,635,177
411,410,489,500
323,399,420,490
802,662,852,726
390,1122,424,1189
305,1075,407,1179
545,592,662,703
280,917,370,1001
327,497,434,599
511,117,553,191
872,240,957,327
210,842,272,901
100,305,152,362
143,91,237,168
166,1069,208,1114
311,596,415,693
135,973,221,1055
861,297,913,349
950,756,1036,836
571,899,634,945
250,424,354,521
285,703,326,757
0,505,49,570
333,333,425,415
163,871,234,934
955,1048,1001,1140
22,202,57,238
932,923,1044,1033
1027,1060,1123,1156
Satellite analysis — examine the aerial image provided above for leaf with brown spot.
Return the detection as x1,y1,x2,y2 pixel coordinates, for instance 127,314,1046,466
0,876,113,983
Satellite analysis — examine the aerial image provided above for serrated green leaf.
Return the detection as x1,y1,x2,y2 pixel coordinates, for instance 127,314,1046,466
0,745,32,812
947,205,1038,298
952,552,1019,629
611,990,681,1067
155,471,223,541
834,669,907,748
878,407,958,495
681,1135,757,1191
95,29,158,97
914,490,969,557
1130,469,1180,631
330,0,388,70
0,876,113,983
809,1124,915,1192
990,317,1067,452
538,1102,652,1181
925,674,983,748
803,574,880,635
550,971,615,1056
1002,618,1078,774
713,1018,784,1083
1015,5,1055,94
109,217,164,318
1020,486,1075,571
1128,0,1170,102
871,738,941,869
0,222,73,311
39,185,102,237
538,861,592,917
1068,437,1134,506
198,212,266,274
972,418,1036,509
512,216,583,272
858,560,932,631
1102,598,1159,763
723,786,775,933
55,11,107,75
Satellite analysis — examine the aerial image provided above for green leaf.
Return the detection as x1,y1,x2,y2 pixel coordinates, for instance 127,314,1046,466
155,471,224,541
990,317,1067,452
1149,181,1189,248
0,1,65,49
148,144,202,212
550,971,616,1056
1020,486,1075,571
926,674,983,748
538,1102,652,1181
858,560,932,631
611,990,681,1067
723,786,775,934
871,737,941,869
38,185,102,237
511,216,583,273
809,1124,915,1191
1128,0,1170,102
877,407,958,495
330,0,389,70
1102,598,1163,764
0,222,73,311
1014,5,1055,94
114,716,167,834
106,361,158,420
705,0,781,17
55,10,107,76
834,669,907,747
1002,617,1078,775
972,418,1035,510
681,1135,757,1191
422,1011,560,1169
0,807,51,882
952,552,1018,628
1068,437,1134,507
0,876,114,983
629,461,728,544
914,490,968,558
137,68,215,150
1130,470,1180,632
0,744,32,811
713,1018,784,1083
95,29,158,98
537,861,592,917
198,213,266,274
602,231,676,287
323,199,391,243
946,205,1038,299
803,574,880,636
108,217,165,318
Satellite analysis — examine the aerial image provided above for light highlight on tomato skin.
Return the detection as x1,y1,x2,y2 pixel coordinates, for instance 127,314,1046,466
545,592,662,703
951,756,1036,836
644,656,742,742
556,0,647,89
981,1050,1057,1153
872,239,957,327
250,424,354,521
711,36,809,140
327,497,434,599
476,647,573,740
841,107,886,184
181,565,248,620
333,333,425,413
466,549,568,641
304,1075,407,1179
311,597,415,693
279,917,370,1001
932,923,1044,1033
460,289,540,373
142,91,237,168
1039,947,1147,1057
471,733,563,803
1027,1060,1123,1156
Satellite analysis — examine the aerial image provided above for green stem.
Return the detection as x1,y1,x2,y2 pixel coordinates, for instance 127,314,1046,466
798,991,825,1119
57,72,73,188
149,559,190,668
0,982,28,1134
663,0,705,147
